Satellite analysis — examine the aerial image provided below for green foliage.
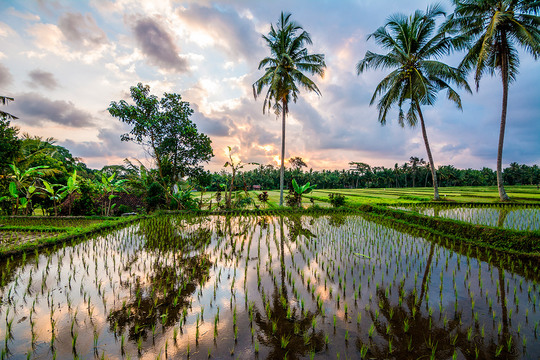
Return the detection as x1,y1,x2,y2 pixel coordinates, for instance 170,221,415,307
288,179,317,208
108,83,213,184
0,117,20,173
146,181,166,212
328,193,346,207
70,181,96,216
170,185,199,211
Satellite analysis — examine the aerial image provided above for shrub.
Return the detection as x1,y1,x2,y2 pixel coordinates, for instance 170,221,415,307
329,193,346,207
146,181,165,212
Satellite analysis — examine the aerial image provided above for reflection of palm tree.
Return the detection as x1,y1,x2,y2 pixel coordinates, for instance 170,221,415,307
357,289,518,359
253,217,323,359
497,209,509,228
254,283,324,360
357,289,461,358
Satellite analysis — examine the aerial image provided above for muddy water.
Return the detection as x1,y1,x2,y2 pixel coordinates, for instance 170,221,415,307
0,214,538,359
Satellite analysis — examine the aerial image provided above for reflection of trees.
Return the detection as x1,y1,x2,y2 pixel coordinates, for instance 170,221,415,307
357,287,519,359
254,283,324,360
252,216,323,360
108,216,211,341
327,213,347,227
357,289,461,359
285,215,315,242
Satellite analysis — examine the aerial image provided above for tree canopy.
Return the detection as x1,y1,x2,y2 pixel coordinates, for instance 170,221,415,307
108,83,213,185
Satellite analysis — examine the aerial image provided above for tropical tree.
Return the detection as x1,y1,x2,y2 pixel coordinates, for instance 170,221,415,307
408,156,425,187
108,83,213,185
356,4,471,200
253,12,326,206
443,0,540,201
0,96,17,120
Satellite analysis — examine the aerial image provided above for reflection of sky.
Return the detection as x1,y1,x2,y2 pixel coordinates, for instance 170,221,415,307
2,1,539,171
1,215,540,358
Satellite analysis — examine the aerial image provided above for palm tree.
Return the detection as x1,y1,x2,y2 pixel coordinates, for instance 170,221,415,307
443,0,540,201
253,12,326,206
356,4,471,200
0,96,18,120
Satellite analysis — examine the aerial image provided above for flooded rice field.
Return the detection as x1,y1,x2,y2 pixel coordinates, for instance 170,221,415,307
393,205,540,231
0,214,538,359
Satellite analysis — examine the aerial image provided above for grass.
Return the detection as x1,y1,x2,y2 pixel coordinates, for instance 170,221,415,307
193,185,540,209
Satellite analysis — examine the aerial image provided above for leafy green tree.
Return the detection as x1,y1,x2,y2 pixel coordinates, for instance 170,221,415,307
108,83,213,184
444,0,540,200
0,117,20,174
356,4,471,200
253,12,326,206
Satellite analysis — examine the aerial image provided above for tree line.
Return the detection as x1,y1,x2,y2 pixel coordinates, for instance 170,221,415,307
206,158,540,192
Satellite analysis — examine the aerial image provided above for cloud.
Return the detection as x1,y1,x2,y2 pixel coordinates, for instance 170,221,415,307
11,93,95,127
132,16,188,73
192,110,231,137
57,12,108,49
6,7,40,21
0,63,13,87
176,4,262,61
27,69,59,89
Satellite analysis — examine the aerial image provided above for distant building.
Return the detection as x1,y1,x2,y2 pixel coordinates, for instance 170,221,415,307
253,185,261,190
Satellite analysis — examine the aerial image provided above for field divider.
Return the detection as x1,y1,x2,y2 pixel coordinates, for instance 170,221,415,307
352,204,540,259
0,215,146,259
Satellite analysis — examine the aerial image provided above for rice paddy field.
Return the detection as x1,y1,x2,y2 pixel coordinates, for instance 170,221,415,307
307,185,540,205
392,205,540,231
1,213,538,359
0,216,137,255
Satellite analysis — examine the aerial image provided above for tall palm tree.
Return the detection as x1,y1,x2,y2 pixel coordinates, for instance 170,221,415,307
253,12,326,206
443,0,540,201
356,4,471,200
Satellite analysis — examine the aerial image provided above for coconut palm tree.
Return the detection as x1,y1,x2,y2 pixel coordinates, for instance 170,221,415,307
443,0,540,201
0,96,17,120
253,12,326,206
356,4,471,200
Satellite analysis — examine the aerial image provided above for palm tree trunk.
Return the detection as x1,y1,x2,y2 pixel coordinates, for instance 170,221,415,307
497,40,510,201
279,101,286,206
416,104,440,200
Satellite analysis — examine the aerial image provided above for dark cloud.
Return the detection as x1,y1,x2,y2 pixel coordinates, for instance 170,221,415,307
58,12,108,48
177,4,263,60
11,93,95,127
27,69,59,89
0,63,13,87
132,17,188,73
192,111,231,137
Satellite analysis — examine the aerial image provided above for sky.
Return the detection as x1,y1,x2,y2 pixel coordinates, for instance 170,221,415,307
0,0,538,172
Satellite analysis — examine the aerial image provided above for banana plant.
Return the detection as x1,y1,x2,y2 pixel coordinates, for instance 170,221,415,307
291,179,317,208
99,172,128,216
41,180,64,216
1,164,49,215
59,170,80,215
